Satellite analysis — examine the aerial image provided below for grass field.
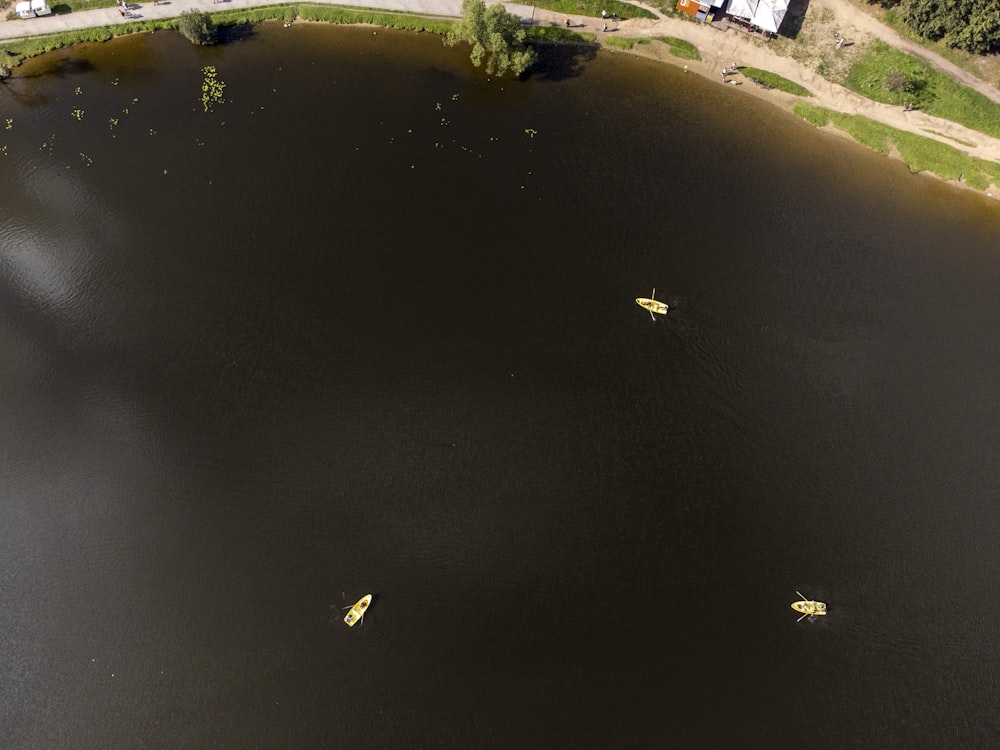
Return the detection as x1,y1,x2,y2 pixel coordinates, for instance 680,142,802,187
530,0,655,21
841,41,1000,139
650,35,700,60
527,25,595,43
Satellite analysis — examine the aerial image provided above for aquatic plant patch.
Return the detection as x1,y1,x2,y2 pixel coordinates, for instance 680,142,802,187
201,65,225,112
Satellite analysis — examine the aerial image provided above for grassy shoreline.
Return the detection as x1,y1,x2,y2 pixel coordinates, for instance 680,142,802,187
794,102,1000,191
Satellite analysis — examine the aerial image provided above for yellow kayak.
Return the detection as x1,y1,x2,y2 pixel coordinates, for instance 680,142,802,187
636,297,670,315
344,594,373,627
636,288,668,318
791,592,827,620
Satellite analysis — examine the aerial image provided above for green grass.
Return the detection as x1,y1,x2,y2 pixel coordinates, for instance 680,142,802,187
527,25,595,43
651,35,700,60
603,36,649,50
794,102,1000,190
739,66,812,96
295,4,452,31
529,0,656,21
842,41,1000,139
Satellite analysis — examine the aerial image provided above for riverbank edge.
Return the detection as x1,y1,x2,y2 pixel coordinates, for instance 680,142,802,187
603,32,1000,198
2,4,998,199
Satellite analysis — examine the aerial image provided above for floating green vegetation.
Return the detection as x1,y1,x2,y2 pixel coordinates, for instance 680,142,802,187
80,152,93,166
524,128,537,138
72,109,85,120
201,65,226,112
6,118,13,130
842,41,1000,139
794,102,1000,191
650,36,700,60
75,87,83,95
738,66,812,97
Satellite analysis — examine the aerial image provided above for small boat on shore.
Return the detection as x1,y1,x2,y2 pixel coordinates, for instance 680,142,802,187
636,288,669,320
791,591,827,622
344,594,373,627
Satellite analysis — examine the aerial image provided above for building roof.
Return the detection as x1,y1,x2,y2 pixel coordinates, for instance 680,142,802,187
726,0,789,33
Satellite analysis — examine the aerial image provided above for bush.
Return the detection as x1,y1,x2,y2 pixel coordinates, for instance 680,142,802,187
178,10,218,45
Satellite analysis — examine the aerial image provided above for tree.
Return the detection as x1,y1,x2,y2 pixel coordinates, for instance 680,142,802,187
446,0,537,77
178,10,218,46
900,0,1000,54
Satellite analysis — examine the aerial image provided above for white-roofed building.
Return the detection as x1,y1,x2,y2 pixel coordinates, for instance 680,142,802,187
725,0,789,34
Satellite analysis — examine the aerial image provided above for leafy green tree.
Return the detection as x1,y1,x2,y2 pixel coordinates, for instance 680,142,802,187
900,0,1000,54
446,0,537,77
178,10,218,46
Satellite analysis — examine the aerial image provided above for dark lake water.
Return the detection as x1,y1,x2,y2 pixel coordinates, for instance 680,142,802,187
2,23,1000,748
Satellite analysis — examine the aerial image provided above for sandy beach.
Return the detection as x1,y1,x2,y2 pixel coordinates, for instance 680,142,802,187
2,0,999,188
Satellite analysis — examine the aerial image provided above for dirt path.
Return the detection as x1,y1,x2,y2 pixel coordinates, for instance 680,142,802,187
821,0,1000,104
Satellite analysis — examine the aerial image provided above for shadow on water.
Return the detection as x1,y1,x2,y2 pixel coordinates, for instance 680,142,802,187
778,0,809,40
218,22,257,44
0,56,94,106
528,39,599,82
11,56,96,79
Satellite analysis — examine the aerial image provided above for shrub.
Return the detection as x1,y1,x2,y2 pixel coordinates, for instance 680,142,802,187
178,10,218,45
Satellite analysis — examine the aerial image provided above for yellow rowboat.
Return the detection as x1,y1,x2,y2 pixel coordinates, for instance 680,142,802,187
636,288,669,320
791,592,827,622
344,594,373,627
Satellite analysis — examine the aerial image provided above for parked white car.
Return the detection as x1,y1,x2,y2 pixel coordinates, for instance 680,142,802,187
16,0,52,17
